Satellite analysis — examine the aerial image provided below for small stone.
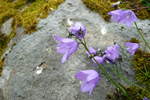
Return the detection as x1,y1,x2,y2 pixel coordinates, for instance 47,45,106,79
1,18,13,35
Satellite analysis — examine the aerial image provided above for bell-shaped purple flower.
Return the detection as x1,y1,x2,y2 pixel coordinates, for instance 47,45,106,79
125,42,139,57
92,56,104,66
143,97,149,100
75,70,100,96
108,9,123,23
118,10,137,27
103,43,119,63
54,36,78,63
86,47,97,57
108,9,137,27
69,22,86,39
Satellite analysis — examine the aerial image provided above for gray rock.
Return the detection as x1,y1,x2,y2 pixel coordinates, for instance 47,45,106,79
1,28,26,60
0,0,150,100
1,18,13,35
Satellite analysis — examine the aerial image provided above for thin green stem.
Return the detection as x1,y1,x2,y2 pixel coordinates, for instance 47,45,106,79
112,63,122,83
134,22,150,49
106,63,147,98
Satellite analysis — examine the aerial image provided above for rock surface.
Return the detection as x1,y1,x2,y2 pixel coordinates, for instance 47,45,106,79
1,18,13,35
0,0,150,100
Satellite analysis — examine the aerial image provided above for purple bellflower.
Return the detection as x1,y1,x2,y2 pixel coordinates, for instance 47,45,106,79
108,9,137,27
54,36,78,63
75,70,100,96
69,22,86,39
143,97,149,100
125,42,139,57
118,10,137,27
108,9,123,23
92,56,104,66
86,47,97,57
103,43,119,63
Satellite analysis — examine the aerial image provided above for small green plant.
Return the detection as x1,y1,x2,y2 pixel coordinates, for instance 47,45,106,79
140,0,150,10
106,84,150,100
133,49,150,88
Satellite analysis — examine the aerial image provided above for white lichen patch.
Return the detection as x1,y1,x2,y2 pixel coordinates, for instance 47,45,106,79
36,66,43,75
67,18,74,27
46,47,52,53
101,25,107,35
35,62,48,75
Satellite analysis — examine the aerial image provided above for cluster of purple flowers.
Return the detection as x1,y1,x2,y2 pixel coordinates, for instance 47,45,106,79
54,11,139,96
87,43,119,66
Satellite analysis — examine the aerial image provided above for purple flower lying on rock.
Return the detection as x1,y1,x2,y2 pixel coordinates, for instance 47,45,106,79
103,43,119,63
108,9,137,27
75,70,100,96
86,47,97,57
54,36,78,63
92,56,104,66
125,42,139,57
143,97,149,100
69,22,86,39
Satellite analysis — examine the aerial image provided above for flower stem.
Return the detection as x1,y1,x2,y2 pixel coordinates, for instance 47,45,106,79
134,22,150,49
105,63,148,98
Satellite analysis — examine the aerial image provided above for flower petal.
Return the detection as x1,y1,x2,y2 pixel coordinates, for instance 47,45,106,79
81,80,92,92
75,70,88,81
69,22,86,39
54,36,63,42
62,50,69,63
86,47,97,56
56,43,68,54
92,56,104,66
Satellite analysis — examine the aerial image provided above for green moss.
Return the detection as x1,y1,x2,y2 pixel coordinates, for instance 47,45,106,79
12,0,66,34
0,0,27,28
82,0,113,21
133,49,150,88
106,84,150,100
82,0,150,21
129,38,140,43
0,57,5,76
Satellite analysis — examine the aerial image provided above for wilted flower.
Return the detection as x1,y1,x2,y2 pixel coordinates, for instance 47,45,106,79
86,47,97,57
103,43,119,63
125,42,139,57
143,97,149,100
108,9,123,23
92,56,104,66
108,9,137,27
54,36,78,63
118,10,137,27
75,70,100,96
69,22,86,39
